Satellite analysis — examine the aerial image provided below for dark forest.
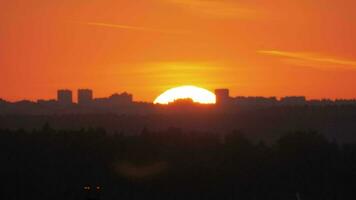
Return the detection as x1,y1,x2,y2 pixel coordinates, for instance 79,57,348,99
1,125,356,200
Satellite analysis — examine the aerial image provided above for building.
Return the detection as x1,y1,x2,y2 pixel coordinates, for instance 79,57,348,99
109,92,133,105
215,89,231,105
57,90,73,105
235,96,278,107
93,92,133,107
78,89,93,105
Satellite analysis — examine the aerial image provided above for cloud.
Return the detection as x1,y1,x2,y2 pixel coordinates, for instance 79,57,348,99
164,0,258,19
75,21,189,35
258,50,356,70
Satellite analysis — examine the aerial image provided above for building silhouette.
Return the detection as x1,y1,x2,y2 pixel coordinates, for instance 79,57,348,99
93,92,133,107
78,89,93,105
235,96,278,107
215,89,231,105
57,89,73,105
109,92,133,105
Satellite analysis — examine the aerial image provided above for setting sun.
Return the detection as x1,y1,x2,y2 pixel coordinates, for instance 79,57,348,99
154,86,216,104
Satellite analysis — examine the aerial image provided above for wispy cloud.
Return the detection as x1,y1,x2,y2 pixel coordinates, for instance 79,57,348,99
74,21,189,35
164,0,258,19
258,50,356,70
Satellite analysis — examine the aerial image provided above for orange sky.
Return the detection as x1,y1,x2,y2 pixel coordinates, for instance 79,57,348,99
1,0,356,102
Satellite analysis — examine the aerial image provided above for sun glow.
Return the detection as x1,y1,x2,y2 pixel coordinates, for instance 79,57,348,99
154,86,216,104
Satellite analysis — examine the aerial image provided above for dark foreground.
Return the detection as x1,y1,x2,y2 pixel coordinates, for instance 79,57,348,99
1,125,356,200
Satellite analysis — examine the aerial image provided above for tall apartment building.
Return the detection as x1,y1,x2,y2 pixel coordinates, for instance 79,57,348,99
215,89,231,105
78,89,93,105
57,90,73,105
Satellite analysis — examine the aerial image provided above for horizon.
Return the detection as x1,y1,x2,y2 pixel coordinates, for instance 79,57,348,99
1,87,356,104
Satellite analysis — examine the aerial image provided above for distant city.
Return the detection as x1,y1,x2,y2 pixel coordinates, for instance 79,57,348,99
56,89,133,106
0,88,356,115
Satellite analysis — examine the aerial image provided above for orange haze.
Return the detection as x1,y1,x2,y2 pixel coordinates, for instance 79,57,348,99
1,0,356,102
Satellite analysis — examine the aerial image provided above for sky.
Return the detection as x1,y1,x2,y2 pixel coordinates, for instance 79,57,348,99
1,0,356,102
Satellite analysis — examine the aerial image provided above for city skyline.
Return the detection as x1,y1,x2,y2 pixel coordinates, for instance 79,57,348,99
1,87,356,105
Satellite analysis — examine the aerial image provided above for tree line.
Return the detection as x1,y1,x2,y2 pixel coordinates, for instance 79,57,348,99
1,124,356,200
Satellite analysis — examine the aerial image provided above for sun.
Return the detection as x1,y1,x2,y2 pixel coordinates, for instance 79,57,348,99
154,85,216,104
